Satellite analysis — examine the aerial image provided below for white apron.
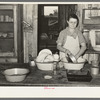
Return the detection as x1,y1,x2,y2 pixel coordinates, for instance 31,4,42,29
59,35,80,68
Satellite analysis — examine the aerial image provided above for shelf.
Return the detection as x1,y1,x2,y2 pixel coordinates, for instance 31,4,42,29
89,16,100,19
0,21,14,23
0,52,14,57
0,10,13,15
86,49,100,54
0,37,14,39
0,22,14,32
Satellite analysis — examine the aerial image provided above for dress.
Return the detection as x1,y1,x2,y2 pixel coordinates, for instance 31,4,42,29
56,27,86,68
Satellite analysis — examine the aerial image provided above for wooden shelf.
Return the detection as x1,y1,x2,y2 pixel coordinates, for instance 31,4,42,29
0,37,14,39
0,22,14,32
0,21,14,23
85,49,100,54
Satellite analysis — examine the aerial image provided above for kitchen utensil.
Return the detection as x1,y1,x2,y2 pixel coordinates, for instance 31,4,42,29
67,53,77,63
36,61,54,71
2,68,30,82
91,67,99,75
62,61,85,70
29,60,35,67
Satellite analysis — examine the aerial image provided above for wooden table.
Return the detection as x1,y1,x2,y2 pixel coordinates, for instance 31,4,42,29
0,63,99,86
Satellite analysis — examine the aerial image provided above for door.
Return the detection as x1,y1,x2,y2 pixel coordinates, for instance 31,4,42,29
38,4,77,54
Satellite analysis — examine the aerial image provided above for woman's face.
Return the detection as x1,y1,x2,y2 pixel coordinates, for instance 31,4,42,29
67,18,77,29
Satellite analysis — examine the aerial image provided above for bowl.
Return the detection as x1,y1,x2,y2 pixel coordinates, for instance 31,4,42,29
2,68,30,82
62,61,85,70
36,62,54,71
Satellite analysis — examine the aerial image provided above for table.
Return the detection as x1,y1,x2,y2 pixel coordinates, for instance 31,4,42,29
0,63,99,86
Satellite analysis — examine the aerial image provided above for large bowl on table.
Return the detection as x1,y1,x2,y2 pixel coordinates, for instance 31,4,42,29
2,68,30,82
62,61,85,70
36,61,54,71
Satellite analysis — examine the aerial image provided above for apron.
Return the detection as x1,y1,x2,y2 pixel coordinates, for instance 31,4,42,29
59,35,80,68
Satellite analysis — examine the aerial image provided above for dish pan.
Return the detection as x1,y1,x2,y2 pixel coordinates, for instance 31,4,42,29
2,68,30,82
62,61,85,70
36,61,54,71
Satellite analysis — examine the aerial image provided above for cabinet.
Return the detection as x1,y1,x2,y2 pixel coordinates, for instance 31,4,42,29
0,5,18,63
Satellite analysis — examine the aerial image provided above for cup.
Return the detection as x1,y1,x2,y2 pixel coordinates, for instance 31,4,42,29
29,61,35,67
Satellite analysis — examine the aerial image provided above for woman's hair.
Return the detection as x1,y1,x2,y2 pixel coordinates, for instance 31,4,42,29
67,14,79,27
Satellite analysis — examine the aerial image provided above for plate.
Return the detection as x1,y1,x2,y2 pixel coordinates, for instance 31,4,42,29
36,53,49,62
38,49,52,56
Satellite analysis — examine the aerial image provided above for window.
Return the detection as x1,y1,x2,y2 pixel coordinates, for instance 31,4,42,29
83,9,100,25
44,6,59,40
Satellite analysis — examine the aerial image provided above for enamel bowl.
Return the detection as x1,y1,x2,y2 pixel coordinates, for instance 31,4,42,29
36,62,54,71
62,61,85,70
2,68,30,82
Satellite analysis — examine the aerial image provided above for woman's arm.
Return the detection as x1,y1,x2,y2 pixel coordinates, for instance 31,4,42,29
75,42,86,60
57,44,71,55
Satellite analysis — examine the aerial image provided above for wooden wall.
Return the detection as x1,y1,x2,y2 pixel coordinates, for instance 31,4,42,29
23,4,38,63
22,4,100,63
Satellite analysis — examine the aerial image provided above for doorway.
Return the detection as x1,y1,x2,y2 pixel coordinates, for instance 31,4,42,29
38,4,77,54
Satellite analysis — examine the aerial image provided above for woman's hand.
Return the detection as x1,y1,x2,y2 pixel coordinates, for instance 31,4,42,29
65,49,71,56
75,54,79,60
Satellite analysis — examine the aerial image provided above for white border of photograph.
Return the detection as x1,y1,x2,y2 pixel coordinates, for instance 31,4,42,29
0,2,100,98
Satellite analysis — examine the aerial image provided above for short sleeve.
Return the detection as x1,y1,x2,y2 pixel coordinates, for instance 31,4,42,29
56,31,65,45
78,30,86,45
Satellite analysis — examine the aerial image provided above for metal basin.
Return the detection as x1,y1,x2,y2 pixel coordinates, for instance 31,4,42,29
2,68,30,82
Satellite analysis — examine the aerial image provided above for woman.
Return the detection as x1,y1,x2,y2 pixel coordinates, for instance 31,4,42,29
56,14,86,68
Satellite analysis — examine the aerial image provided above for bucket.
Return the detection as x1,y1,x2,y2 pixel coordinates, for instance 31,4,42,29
91,67,99,75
